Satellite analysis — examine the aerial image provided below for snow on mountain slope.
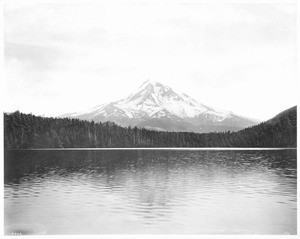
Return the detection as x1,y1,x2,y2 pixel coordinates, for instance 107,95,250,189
61,80,258,133
76,80,230,119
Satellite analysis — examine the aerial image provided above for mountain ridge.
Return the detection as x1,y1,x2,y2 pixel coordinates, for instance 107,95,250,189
61,80,258,133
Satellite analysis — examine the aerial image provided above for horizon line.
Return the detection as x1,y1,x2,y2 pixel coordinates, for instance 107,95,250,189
6,148,297,151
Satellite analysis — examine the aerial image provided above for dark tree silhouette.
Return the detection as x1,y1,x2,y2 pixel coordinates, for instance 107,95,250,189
4,106,296,149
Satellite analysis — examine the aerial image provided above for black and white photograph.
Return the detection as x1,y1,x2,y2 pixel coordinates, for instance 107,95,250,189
2,0,298,236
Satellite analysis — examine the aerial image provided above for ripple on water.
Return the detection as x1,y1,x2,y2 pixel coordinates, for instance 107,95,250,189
4,149,297,235
5,223,47,235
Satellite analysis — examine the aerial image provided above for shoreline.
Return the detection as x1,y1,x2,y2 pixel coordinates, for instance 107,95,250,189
5,147,297,151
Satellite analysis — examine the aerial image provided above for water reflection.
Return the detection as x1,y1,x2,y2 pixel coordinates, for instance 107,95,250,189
4,149,297,235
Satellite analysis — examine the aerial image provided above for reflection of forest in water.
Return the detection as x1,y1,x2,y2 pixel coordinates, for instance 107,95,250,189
4,149,297,234
5,150,297,210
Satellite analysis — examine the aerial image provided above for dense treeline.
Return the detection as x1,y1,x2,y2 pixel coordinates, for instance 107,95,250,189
4,106,296,149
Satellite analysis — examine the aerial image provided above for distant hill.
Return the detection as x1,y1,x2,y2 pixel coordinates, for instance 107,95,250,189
4,106,296,149
226,106,296,147
266,106,297,126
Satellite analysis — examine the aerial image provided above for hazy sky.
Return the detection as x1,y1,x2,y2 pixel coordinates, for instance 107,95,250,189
4,1,297,120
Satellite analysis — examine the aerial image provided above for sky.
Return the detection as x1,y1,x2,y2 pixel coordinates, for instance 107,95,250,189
3,0,298,121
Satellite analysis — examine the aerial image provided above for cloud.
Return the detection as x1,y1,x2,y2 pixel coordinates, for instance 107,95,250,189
3,3,297,120
5,42,63,72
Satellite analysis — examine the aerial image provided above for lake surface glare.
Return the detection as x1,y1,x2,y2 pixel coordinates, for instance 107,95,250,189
4,149,297,235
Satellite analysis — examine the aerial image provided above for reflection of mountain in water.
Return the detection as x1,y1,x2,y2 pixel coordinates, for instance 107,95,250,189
5,150,297,208
4,149,297,234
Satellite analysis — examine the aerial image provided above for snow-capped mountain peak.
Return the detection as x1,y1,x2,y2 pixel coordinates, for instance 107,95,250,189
114,80,216,119
125,80,176,102
61,80,258,133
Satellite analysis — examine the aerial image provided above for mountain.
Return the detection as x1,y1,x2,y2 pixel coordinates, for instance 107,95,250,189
4,106,296,149
61,80,258,133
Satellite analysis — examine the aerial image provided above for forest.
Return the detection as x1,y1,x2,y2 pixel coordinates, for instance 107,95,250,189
4,106,296,149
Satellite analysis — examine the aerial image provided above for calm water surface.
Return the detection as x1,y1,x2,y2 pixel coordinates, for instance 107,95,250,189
4,149,297,235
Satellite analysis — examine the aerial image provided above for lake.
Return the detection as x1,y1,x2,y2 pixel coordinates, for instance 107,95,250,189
4,149,297,235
